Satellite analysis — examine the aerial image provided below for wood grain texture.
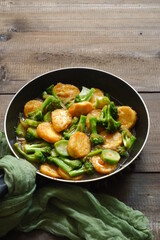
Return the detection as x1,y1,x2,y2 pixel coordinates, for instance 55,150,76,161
0,1,160,93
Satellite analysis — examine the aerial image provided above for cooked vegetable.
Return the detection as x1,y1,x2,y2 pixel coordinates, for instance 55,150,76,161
15,82,137,180
69,161,94,177
54,140,69,157
101,149,120,164
99,102,121,133
14,142,45,163
117,106,137,130
68,101,94,117
63,115,86,140
60,158,82,169
94,96,110,109
47,156,72,173
16,123,26,137
89,117,104,145
90,88,104,105
57,167,83,180
100,131,123,150
90,155,117,174
86,109,102,130
37,122,62,143
75,87,95,103
25,119,40,127
24,100,42,118
23,142,51,154
40,163,60,178
26,127,39,142
54,83,80,103
28,96,61,121
87,149,103,157
51,109,72,132
118,128,136,156
43,111,52,122
67,132,91,158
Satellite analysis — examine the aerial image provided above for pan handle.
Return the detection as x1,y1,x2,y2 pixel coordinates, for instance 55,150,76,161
0,171,8,199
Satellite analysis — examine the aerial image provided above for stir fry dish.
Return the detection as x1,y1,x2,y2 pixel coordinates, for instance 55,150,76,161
15,83,137,180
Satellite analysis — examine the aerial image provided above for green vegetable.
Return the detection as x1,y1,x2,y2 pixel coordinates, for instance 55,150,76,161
60,158,82,169
46,84,59,99
43,111,52,122
54,140,69,157
25,119,40,127
94,96,110,109
69,161,94,177
23,142,51,155
16,123,26,137
118,129,136,156
14,142,45,163
63,115,86,139
87,149,102,157
28,96,61,121
101,149,120,164
50,149,59,157
89,117,104,145
47,156,72,173
99,102,121,133
26,127,39,142
75,86,95,102
109,101,119,120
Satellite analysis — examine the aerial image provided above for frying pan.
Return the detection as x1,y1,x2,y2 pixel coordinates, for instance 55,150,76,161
4,67,150,183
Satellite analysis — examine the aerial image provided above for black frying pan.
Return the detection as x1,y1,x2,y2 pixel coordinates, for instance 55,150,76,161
4,67,150,183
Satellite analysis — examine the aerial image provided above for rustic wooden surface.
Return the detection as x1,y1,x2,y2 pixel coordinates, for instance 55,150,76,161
0,0,160,239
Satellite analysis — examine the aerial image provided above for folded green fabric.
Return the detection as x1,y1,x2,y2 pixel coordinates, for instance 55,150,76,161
0,132,153,239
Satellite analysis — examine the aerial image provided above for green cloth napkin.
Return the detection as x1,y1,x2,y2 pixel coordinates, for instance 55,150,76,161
0,132,153,239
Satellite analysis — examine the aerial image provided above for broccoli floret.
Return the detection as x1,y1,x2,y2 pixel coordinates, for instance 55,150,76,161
23,142,51,155
16,122,26,137
47,156,72,173
89,117,104,145
28,109,42,121
109,101,119,120
63,115,86,139
65,99,75,109
118,128,136,156
14,142,45,163
28,96,61,121
25,119,40,127
99,103,121,133
60,157,82,170
94,96,110,109
46,84,59,99
118,129,136,156
87,149,102,157
75,86,95,103
122,128,136,149
47,156,94,178
25,127,39,142
69,161,94,177
43,111,52,122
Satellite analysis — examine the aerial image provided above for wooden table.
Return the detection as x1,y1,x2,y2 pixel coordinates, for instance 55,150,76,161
0,1,160,239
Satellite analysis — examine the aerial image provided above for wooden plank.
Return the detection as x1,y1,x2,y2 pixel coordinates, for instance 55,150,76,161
0,1,160,93
0,32,160,93
1,93,160,172
133,93,160,172
1,0,160,9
